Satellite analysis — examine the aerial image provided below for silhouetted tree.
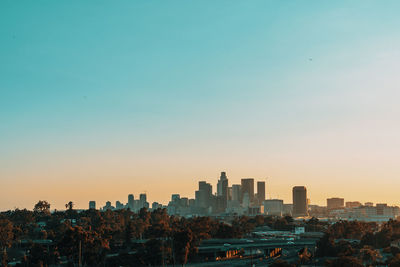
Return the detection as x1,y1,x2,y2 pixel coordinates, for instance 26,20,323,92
316,233,337,257
388,253,400,267
141,239,164,266
34,200,51,216
145,208,171,238
360,246,381,265
336,240,355,257
375,227,392,248
0,205,340,266
298,247,312,264
0,219,13,266
28,243,50,266
173,229,193,266
391,246,400,256
65,201,74,211
361,231,376,247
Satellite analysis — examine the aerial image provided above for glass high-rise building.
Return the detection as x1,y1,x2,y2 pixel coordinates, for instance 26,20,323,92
257,181,266,204
217,172,228,200
89,201,96,210
197,181,212,209
232,184,241,202
292,186,308,217
128,194,134,210
241,178,254,203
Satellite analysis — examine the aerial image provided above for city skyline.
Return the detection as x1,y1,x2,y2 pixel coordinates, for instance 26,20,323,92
18,170,397,223
1,170,398,211
2,1,400,210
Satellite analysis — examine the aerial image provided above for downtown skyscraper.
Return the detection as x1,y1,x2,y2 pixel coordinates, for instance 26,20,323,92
292,186,308,217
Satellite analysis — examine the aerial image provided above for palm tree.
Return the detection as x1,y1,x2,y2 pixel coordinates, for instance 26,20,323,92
65,201,74,211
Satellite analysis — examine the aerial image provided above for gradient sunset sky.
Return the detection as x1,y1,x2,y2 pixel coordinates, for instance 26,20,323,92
1,1,400,210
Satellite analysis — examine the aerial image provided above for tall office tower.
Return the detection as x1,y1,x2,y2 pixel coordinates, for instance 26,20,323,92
139,193,147,209
89,201,96,210
216,172,228,211
195,190,201,207
228,187,232,201
241,178,254,203
104,201,113,210
180,197,189,207
171,194,180,202
232,184,241,202
134,199,140,211
292,186,308,217
152,202,162,210
257,181,266,204
242,193,250,208
327,197,344,210
197,181,212,209
116,201,124,210
215,195,227,213
188,199,195,208
128,194,134,210
217,172,228,198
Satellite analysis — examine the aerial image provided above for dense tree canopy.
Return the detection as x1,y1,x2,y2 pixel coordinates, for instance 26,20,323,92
1,204,275,266
4,202,400,266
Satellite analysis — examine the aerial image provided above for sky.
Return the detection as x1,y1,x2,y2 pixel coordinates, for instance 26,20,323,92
1,1,400,210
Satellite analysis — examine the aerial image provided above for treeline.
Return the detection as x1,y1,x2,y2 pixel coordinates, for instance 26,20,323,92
317,220,400,266
0,201,301,267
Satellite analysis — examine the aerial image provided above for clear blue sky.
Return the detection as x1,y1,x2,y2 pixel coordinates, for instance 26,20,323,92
1,1,400,210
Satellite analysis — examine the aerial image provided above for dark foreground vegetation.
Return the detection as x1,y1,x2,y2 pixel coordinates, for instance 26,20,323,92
3,201,400,266
315,220,400,267
266,219,400,267
0,201,302,266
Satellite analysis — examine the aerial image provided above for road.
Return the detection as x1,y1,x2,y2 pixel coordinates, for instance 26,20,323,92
182,256,277,266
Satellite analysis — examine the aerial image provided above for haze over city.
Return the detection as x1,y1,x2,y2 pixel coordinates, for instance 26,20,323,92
2,1,400,211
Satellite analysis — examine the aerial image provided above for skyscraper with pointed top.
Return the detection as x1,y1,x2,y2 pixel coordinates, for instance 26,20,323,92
217,171,228,212
217,172,228,199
